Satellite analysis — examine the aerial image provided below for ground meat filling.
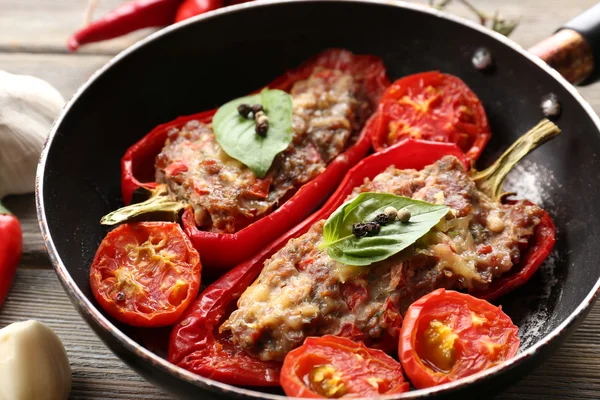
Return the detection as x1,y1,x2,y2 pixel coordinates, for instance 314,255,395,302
155,68,371,233
220,156,543,361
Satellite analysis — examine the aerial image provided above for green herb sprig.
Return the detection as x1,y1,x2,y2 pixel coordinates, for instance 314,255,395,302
213,89,293,178
319,193,449,266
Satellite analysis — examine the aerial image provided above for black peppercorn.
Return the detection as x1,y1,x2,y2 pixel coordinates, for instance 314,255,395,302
374,213,389,226
237,103,252,118
352,221,380,237
116,292,125,302
251,103,264,115
352,222,367,237
365,221,380,235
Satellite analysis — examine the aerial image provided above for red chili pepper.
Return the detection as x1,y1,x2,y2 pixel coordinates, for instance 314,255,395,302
67,0,184,52
0,201,22,308
168,138,556,385
174,0,224,23
121,49,390,274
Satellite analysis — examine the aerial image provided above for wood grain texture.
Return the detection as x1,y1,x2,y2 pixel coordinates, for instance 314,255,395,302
2,9,600,270
0,53,112,267
2,0,600,399
0,0,155,54
1,269,600,399
0,270,168,399
0,52,112,99
414,0,599,49
1,0,598,54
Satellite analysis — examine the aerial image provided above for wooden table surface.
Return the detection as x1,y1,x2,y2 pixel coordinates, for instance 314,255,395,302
2,1,600,399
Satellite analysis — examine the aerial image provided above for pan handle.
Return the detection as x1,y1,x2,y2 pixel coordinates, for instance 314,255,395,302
529,3,600,85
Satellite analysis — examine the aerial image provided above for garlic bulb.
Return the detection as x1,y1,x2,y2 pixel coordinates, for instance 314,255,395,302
0,320,72,400
0,71,65,198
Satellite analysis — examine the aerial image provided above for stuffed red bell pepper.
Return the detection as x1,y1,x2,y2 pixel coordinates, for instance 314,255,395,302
104,49,390,274
168,119,558,385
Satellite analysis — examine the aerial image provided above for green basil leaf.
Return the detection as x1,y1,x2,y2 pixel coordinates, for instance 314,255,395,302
320,193,449,266
212,89,293,178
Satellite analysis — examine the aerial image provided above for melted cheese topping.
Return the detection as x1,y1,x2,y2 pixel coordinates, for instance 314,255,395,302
156,69,370,233
221,156,542,361
428,243,483,286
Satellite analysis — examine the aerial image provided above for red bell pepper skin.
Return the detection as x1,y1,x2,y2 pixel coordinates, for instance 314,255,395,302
67,0,184,52
174,0,224,22
121,49,390,274
169,138,556,385
472,200,556,301
168,139,471,385
121,109,216,201
0,202,22,308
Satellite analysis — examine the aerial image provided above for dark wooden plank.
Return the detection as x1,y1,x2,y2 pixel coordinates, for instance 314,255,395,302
414,0,599,49
3,2,600,271
0,269,168,399
2,48,600,270
1,0,598,55
2,3,599,107
1,268,600,399
4,1,600,399
0,52,112,100
0,53,113,268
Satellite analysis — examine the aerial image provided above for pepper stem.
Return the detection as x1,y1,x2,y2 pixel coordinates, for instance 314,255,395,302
471,119,561,202
100,184,186,225
0,200,11,215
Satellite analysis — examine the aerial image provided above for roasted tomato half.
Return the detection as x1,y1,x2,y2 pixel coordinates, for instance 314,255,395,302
281,335,409,398
399,289,519,389
370,71,491,160
90,222,201,327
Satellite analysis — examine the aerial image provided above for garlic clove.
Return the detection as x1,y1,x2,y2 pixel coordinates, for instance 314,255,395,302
0,71,65,198
0,320,71,400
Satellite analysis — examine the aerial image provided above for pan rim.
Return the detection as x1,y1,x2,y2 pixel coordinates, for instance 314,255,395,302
36,0,600,398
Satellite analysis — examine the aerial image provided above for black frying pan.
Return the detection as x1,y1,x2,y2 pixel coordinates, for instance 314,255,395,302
36,1,600,398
